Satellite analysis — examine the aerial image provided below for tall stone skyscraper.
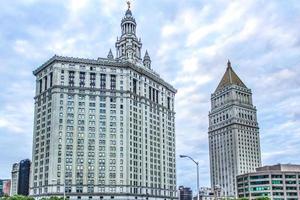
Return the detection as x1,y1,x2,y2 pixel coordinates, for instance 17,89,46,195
208,61,261,197
30,4,177,200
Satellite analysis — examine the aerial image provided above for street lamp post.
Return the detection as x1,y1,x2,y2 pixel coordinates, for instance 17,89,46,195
179,155,200,200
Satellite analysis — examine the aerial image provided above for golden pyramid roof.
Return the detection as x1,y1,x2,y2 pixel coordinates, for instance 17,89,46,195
215,60,247,92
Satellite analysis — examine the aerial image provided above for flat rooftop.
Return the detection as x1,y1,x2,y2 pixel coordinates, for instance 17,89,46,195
256,164,300,172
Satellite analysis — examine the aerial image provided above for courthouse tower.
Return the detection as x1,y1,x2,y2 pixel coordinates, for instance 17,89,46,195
30,4,177,200
208,61,261,197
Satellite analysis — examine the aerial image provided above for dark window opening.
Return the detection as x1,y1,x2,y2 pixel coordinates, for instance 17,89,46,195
100,74,106,89
149,86,152,100
39,79,43,94
133,79,137,94
110,75,116,90
50,72,53,87
44,76,47,91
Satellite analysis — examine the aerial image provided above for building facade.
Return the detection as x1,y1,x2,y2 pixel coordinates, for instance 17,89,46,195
18,159,31,196
0,179,11,197
11,159,31,196
208,61,261,197
197,187,214,200
178,186,192,200
193,187,223,200
11,163,19,196
30,4,176,200
237,164,300,200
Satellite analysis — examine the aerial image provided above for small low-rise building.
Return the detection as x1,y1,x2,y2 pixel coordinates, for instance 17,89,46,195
193,186,226,200
198,187,214,200
237,164,300,200
0,179,11,197
178,186,192,200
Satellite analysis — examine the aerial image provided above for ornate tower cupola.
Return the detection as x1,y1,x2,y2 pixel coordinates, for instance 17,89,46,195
143,50,151,68
115,1,142,61
122,2,136,36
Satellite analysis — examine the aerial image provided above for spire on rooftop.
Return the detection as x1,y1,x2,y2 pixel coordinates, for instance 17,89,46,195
143,50,151,69
144,50,150,60
127,1,131,9
107,49,114,59
124,1,134,20
227,59,231,68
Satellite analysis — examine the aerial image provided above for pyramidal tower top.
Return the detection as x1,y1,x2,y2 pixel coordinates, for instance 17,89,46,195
215,60,247,92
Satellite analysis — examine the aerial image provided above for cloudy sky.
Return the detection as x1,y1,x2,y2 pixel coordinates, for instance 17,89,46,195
0,0,300,193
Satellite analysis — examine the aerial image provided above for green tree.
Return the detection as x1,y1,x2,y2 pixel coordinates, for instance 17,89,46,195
256,198,271,200
0,196,66,200
1,195,34,200
41,197,65,200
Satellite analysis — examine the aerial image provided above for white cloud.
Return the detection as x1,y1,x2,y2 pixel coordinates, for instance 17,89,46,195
67,0,90,14
13,39,43,59
186,1,253,47
0,81,34,134
98,0,120,17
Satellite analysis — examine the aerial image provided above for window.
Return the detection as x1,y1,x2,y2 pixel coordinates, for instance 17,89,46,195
69,71,75,87
80,72,85,87
90,73,96,88
100,74,106,89
286,180,296,184
149,86,152,100
133,79,137,94
44,76,48,90
272,180,283,184
39,79,43,93
111,75,116,90
285,175,296,179
50,72,53,87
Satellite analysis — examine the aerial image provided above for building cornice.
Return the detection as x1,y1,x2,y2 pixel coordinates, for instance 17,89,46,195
208,121,259,134
209,101,256,115
237,170,300,177
33,55,177,93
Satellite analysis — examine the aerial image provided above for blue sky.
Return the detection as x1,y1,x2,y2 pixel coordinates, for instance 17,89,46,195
0,0,300,193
